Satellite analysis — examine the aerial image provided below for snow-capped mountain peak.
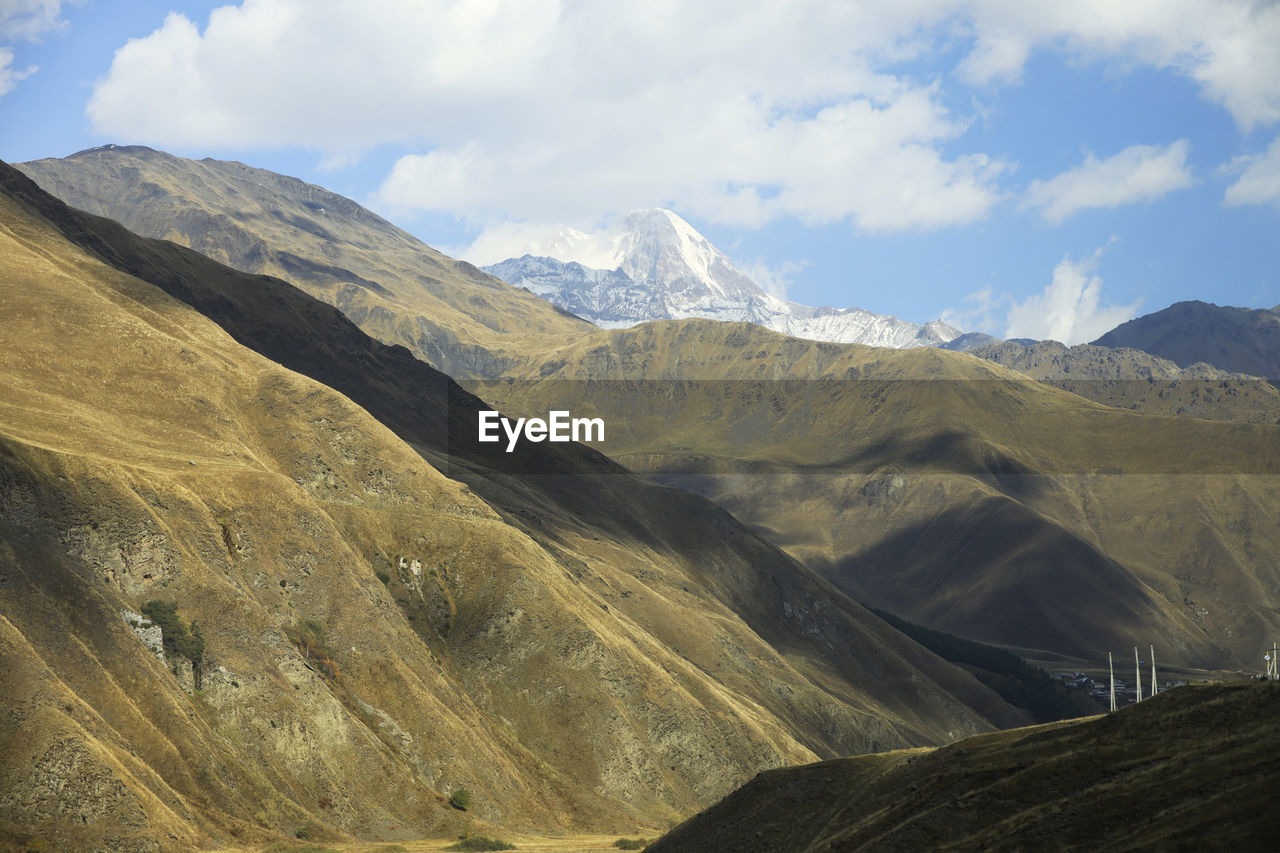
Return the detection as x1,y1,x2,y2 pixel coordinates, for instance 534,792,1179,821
482,209,960,348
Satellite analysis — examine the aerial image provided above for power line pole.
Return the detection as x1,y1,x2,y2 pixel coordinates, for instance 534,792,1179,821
1150,645,1157,698
1134,646,1142,703
1109,652,1117,712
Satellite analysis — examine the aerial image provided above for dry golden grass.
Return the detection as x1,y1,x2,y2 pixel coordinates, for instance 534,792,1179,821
0,161,1031,851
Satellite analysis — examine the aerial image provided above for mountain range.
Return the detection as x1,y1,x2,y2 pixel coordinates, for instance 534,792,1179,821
20,148,1280,669
467,319,1280,669
480,208,961,348
969,338,1280,424
0,158,1025,849
8,145,1280,849
1092,299,1280,380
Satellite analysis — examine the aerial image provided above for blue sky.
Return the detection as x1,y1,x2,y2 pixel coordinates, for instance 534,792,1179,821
3,1,1279,344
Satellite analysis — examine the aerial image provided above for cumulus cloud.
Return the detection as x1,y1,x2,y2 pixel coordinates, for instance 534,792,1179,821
1223,136,1280,208
1005,247,1139,345
1022,141,1195,224
85,1,1280,230
86,1,1010,233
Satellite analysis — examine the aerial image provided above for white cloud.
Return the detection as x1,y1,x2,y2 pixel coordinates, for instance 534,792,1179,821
958,1,1280,131
1004,247,1140,345
448,220,615,268
1022,140,1195,224
87,0,1007,233
0,0,66,42
0,45,34,97
0,0,68,99
735,258,810,302
941,286,1006,335
1223,136,1280,208
84,1,1280,231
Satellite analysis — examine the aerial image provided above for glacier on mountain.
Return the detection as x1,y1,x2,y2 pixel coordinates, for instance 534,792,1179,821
481,208,961,348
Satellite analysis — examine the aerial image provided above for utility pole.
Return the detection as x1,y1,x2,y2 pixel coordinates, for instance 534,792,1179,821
1150,645,1157,698
1109,652,1117,712
1134,646,1142,703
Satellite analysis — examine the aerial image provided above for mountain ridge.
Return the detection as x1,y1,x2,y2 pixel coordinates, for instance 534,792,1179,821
468,318,1280,669
481,208,961,348
648,681,1280,852
1092,299,1280,380
18,145,594,378
0,158,1024,848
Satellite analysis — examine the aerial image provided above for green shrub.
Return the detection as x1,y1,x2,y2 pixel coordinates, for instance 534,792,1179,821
445,837,515,851
449,787,472,810
141,599,205,688
376,570,391,584
285,619,339,679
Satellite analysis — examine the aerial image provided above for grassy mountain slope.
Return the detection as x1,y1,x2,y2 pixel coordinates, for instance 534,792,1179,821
474,320,1280,669
19,145,592,377
23,148,1279,670
648,681,1280,852
0,162,1025,848
0,178,597,849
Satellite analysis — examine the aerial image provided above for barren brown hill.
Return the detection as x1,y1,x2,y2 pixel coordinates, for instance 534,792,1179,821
0,162,1023,850
19,145,592,377
970,339,1280,425
472,320,1280,670
649,680,1280,852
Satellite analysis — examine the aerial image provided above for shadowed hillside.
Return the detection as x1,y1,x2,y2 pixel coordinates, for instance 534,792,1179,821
0,161,1026,849
648,681,1280,852
469,320,1280,670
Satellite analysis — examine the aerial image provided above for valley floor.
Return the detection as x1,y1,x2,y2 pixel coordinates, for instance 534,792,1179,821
220,835,651,853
